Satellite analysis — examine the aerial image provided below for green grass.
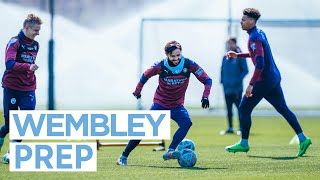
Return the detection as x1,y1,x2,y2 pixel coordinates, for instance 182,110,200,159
0,115,319,179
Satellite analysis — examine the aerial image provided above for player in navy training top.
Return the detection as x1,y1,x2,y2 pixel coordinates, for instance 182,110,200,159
220,37,248,135
0,14,42,163
117,41,212,165
225,8,312,157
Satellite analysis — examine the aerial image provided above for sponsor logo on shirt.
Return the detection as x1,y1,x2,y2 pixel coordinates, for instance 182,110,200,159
21,53,36,63
163,77,188,85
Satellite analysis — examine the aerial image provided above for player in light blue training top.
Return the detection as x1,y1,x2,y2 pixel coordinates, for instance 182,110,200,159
117,40,212,165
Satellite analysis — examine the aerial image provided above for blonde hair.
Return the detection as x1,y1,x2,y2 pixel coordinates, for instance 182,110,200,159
23,14,42,28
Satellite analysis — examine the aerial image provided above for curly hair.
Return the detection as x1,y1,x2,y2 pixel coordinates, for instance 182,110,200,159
243,8,261,22
164,40,182,54
23,14,42,28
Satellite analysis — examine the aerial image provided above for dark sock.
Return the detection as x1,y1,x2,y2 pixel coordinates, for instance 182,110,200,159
122,140,141,157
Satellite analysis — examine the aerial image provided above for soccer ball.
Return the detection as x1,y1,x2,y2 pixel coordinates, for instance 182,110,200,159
177,149,197,167
177,139,195,151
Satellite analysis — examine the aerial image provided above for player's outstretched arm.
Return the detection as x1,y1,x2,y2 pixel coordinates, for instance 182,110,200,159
226,51,250,59
226,51,238,59
189,60,212,108
132,61,162,99
132,75,146,99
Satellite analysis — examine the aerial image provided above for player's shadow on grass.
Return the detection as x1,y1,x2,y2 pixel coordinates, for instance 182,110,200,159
248,155,298,160
131,164,227,170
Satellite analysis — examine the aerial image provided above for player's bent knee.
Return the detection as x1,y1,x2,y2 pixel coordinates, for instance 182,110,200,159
184,121,192,129
0,125,9,136
5,125,9,133
239,104,252,116
274,104,290,114
238,104,246,114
